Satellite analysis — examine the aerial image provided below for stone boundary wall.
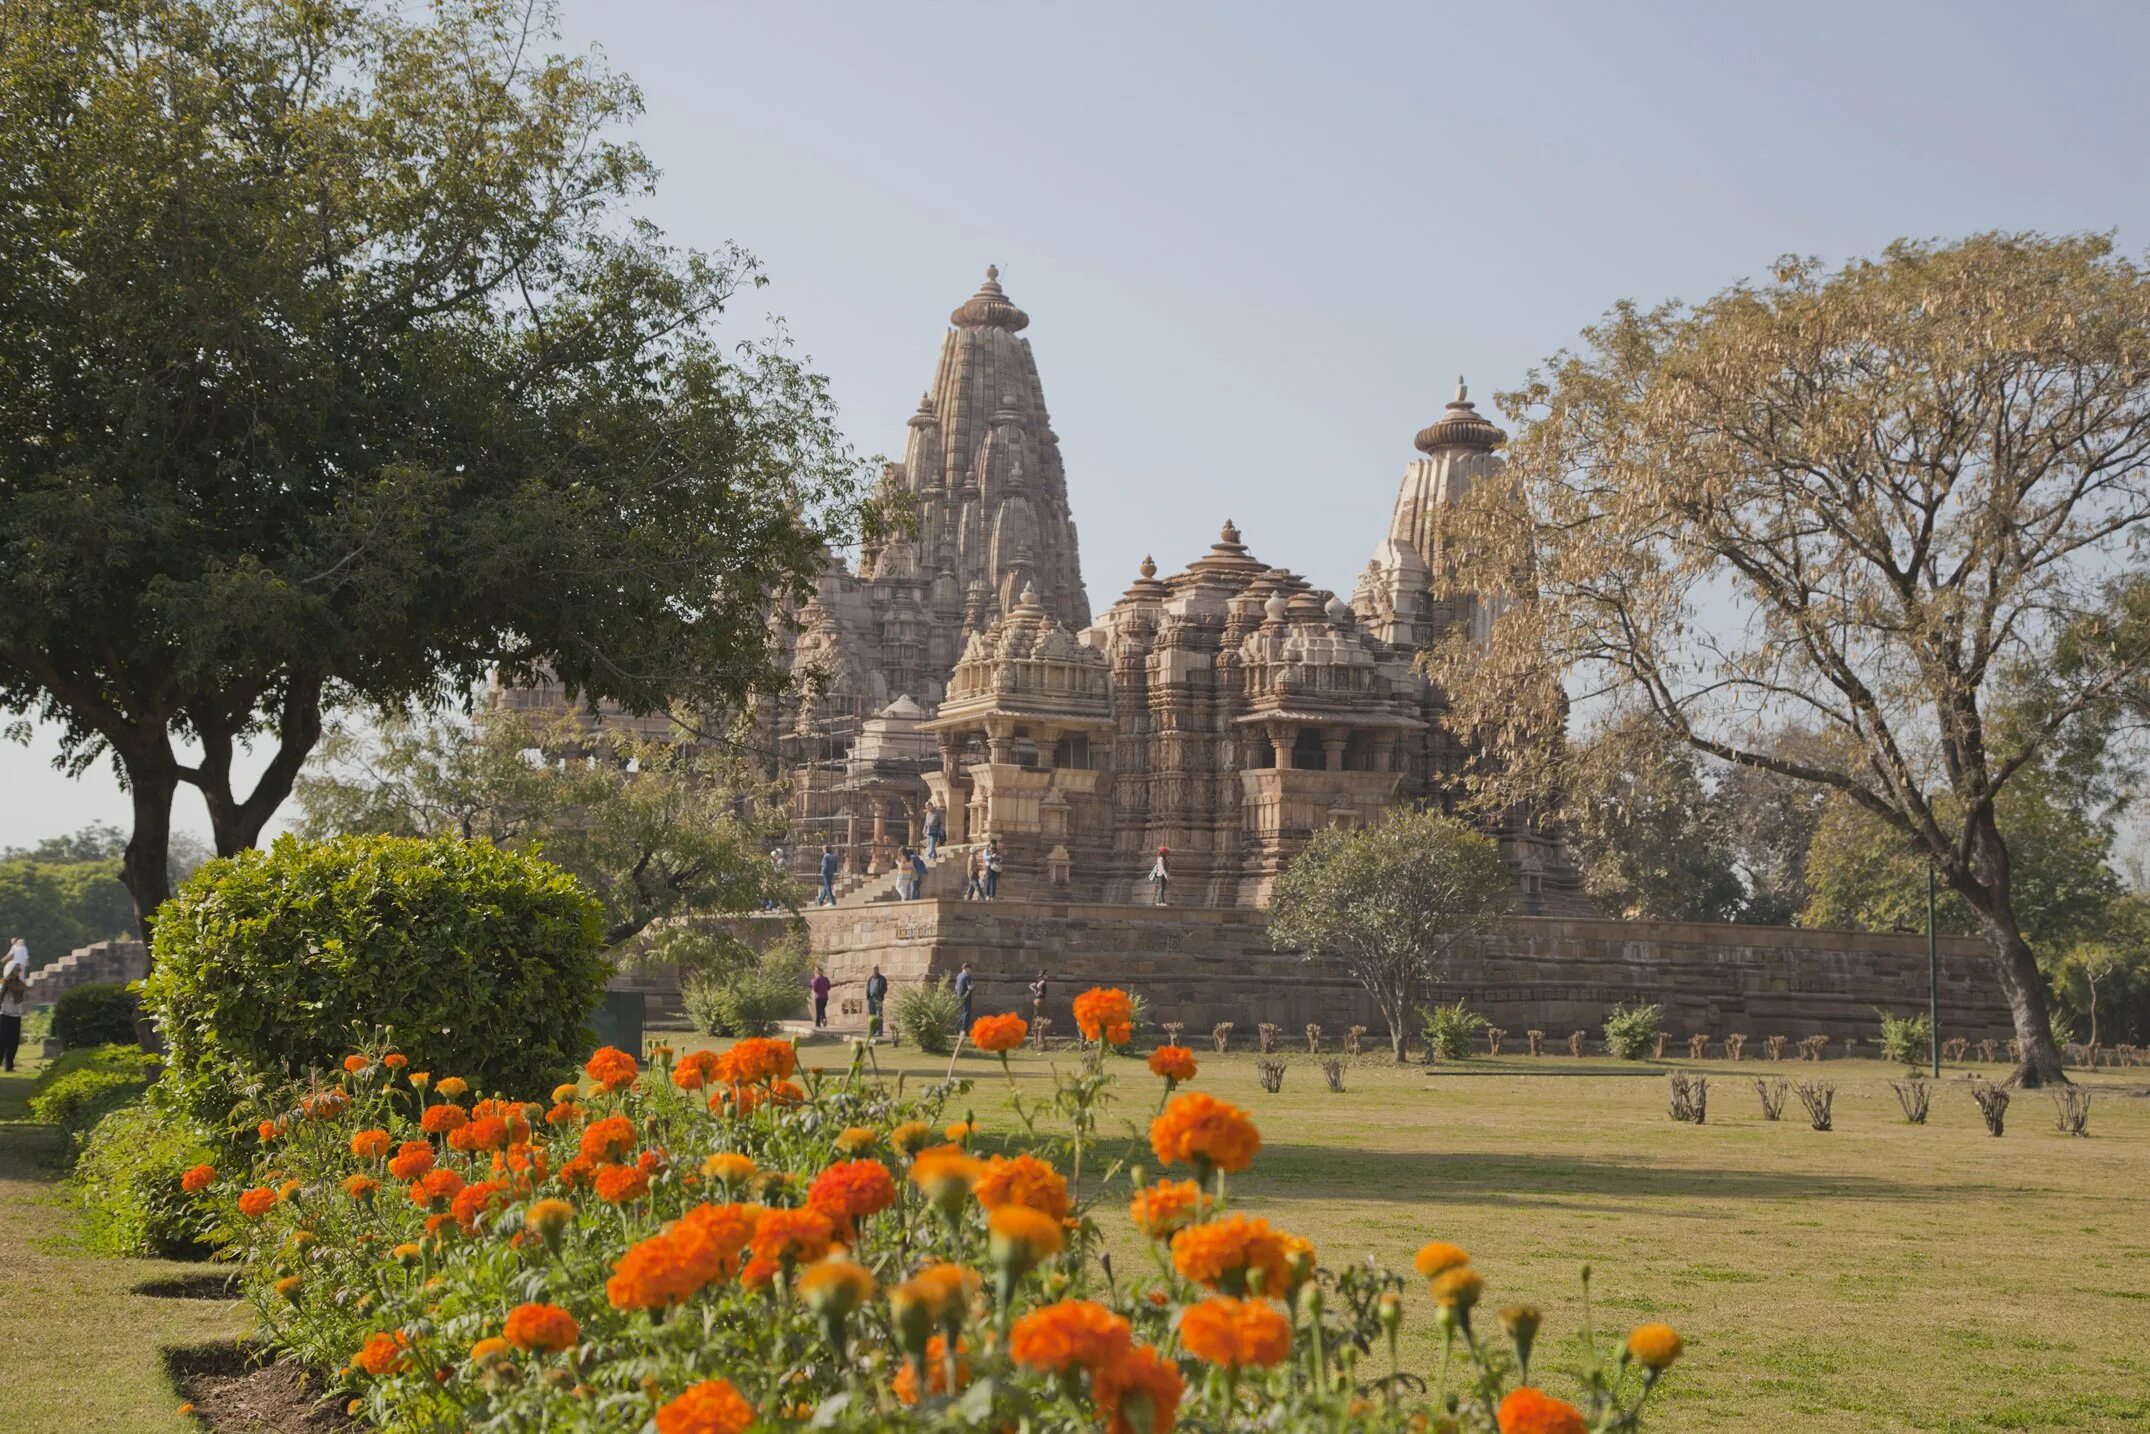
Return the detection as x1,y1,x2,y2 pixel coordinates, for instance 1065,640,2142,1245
791,900,2015,1047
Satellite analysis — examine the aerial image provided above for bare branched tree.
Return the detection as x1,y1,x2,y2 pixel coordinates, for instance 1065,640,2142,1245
1431,233,2150,1086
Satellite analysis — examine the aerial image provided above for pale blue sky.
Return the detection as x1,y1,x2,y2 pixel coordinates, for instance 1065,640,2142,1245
8,0,2150,847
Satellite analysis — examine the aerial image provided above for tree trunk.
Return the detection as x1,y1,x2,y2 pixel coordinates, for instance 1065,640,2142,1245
118,746,180,948
1981,915,2069,1086
191,675,325,857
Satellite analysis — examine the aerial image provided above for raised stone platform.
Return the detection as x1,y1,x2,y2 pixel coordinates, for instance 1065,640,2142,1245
787,898,2013,1046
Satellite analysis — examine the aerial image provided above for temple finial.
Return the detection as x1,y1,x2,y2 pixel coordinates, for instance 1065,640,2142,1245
1139,554,1157,579
986,263,999,282
1455,375,1468,404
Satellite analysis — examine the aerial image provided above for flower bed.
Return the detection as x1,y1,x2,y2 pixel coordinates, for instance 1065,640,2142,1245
188,989,1682,1432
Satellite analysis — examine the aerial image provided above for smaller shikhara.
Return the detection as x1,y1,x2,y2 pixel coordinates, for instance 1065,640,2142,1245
190,996,1683,1431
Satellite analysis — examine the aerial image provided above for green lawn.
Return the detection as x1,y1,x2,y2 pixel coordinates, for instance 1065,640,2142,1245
7,1034,2146,1432
0,1058,249,1434
785,1038,2150,1434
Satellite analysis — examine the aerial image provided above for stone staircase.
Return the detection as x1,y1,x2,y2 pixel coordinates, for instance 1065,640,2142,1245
22,939,148,1004
824,842,980,907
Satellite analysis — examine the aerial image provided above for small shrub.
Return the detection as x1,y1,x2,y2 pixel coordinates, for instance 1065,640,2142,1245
682,936,810,1038
1970,1081,2009,1136
1793,1080,1835,1131
1256,1059,1286,1093
1724,1034,1747,1061
2052,1087,2090,1137
894,978,962,1055
1889,1078,1932,1124
53,981,142,1049
1484,1026,1506,1056
1878,1011,1932,1067
1667,1072,1708,1123
1753,1076,1788,1120
27,1045,158,1156
71,1096,218,1258
1345,1025,1368,1056
1210,1022,1233,1054
1321,1058,1345,1092
1525,1029,1545,1055
1568,1031,1588,1057
1256,1023,1279,1054
1305,1023,1323,1054
1421,1000,1488,1061
1601,1003,1662,1060
142,834,607,1130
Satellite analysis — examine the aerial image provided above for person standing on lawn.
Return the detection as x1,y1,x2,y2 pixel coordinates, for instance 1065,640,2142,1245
1,937,29,1074
865,965,889,1041
810,967,832,1028
955,962,975,1030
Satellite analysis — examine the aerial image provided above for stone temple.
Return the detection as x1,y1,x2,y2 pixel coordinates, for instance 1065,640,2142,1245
759,267,1588,913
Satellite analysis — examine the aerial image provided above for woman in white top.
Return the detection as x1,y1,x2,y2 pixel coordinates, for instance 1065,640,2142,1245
1148,846,1170,906
0,937,30,1073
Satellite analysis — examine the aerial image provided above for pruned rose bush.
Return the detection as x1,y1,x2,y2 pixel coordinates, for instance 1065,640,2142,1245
188,987,1685,1432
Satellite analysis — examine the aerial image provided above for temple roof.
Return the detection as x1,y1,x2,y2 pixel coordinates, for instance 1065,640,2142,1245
950,264,1030,332
1414,378,1507,454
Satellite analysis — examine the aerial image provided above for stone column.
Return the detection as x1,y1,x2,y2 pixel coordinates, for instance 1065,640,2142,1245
1322,729,1347,771
1267,722,1295,770
986,718,1016,765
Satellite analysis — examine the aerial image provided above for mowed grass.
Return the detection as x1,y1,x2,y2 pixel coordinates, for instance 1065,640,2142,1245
745,1035,2150,1434
0,1061,250,1434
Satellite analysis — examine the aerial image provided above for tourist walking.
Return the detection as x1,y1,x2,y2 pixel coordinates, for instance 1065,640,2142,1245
964,848,986,901
1148,845,1170,905
816,844,839,906
984,841,1002,899
955,962,975,1029
907,846,928,900
1027,968,1048,1025
810,967,832,1028
924,801,945,859
865,965,889,1041
1,936,29,1074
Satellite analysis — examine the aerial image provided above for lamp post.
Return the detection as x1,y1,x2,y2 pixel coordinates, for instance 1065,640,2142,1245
1927,865,1940,1079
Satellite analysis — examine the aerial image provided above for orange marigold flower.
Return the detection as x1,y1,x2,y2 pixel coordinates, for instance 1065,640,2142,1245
502,1302,580,1353
1496,1387,1588,1434
987,1204,1066,1273
408,1168,466,1210
350,1128,391,1161
584,1046,639,1092
606,1202,761,1309
387,1141,435,1181
557,1154,598,1189
342,1054,368,1074
301,1090,348,1120
806,1159,897,1229
1095,1343,1185,1434
343,1174,380,1201
449,1179,505,1232
1170,1214,1310,1297
746,1206,834,1279
892,1333,969,1404
419,1103,468,1136
975,1152,1071,1222
354,1331,408,1377
449,1116,511,1154
579,1115,637,1164
969,1012,1028,1053
1179,1296,1292,1368
594,1164,651,1204
1626,1322,1683,1370
256,1120,281,1143
1149,1090,1260,1174
382,1052,408,1070
654,1378,755,1434
888,1121,933,1157
544,1102,582,1127
907,1145,985,1209
703,1152,756,1188
890,1261,979,1327
1009,1298,1132,1374
720,1036,797,1086
671,1050,724,1091
236,1187,278,1218
1415,1241,1470,1279
179,1164,216,1194
797,1256,876,1317
468,1336,510,1366
1431,1267,1483,1310
1147,1045,1197,1083
1072,987,1134,1046
1128,1178,1208,1240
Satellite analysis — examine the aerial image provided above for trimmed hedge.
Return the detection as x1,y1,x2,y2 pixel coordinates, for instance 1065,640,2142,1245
52,980,140,1048
26,1044,159,1155
142,834,607,1129
73,1096,218,1258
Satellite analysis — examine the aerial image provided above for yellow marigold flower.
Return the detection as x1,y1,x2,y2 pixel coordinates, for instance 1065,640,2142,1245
703,1152,757,1188
944,1119,974,1145
834,1126,878,1156
890,1261,979,1329
469,1336,511,1366
391,1242,422,1267
797,1257,876,1317
888,1121,933,1157
274,1275,303,1302
435,1076,469,1098
1414,1241,1470,1279
408,1072,431,1090
986,1205,1065,1275
1431,1267,1483,1310
908,1145,985,1213
552,1082,580,1104
1626,1322,1683,1370
525,1198,575,1243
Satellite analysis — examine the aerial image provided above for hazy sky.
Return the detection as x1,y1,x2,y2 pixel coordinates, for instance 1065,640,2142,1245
8,0,2150,848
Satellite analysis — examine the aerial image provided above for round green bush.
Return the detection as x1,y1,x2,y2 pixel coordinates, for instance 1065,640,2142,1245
143,834,606,1128
73,1096,218,1258
52,980,142,1048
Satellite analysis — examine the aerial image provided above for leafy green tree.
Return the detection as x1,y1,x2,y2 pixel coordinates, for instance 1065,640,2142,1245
1560,714,1744,921
0,0,869,935
295,712,789,950
1432,234,2150,1084
1268,808,1511,1062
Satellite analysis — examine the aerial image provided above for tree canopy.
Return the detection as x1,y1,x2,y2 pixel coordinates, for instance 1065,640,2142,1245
1267,808,1510,1062
1431,233,2150,1084
0,0,870,933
